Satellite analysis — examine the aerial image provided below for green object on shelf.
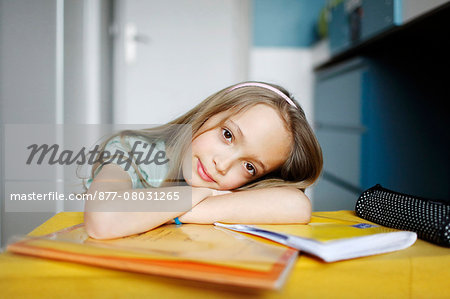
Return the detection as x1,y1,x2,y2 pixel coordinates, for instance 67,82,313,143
318,0,344,39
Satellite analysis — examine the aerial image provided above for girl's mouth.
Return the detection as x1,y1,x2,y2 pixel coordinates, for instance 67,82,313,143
197,159,215,182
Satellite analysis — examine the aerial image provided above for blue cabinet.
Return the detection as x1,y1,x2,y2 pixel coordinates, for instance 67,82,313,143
314,58,369,210
314,2,450,210
329,0,402,55
314,55,450,210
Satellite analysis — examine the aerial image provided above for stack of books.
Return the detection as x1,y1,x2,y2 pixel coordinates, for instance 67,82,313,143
7,212,417,290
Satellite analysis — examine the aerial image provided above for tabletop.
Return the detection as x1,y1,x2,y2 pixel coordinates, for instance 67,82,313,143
1,210,449,298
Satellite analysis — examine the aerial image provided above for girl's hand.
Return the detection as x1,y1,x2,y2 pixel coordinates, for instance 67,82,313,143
178,187,311,225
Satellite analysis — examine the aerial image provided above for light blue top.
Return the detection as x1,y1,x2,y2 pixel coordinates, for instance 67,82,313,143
85,135,169,189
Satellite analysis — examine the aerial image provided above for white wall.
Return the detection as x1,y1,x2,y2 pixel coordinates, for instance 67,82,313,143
0,0,110,247
249,48,314,121
64,0,113,125
403,0,450,23
0,0,62,247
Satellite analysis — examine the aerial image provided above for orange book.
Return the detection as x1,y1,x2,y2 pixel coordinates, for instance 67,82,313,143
7,223,298,290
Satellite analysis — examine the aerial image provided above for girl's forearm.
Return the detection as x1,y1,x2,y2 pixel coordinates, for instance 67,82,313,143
84,186,212,239
178,187,311,224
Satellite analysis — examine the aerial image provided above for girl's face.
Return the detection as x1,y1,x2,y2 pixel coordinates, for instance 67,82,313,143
182,104,293,190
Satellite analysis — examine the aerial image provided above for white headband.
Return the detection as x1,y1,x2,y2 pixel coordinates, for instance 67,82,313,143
228,82,297,108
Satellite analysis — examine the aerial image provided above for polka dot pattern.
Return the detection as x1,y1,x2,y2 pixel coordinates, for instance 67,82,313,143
355,184,450,247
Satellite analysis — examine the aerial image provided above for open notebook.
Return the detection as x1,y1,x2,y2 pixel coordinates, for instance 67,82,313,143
215,213,417,262
7,222,298,290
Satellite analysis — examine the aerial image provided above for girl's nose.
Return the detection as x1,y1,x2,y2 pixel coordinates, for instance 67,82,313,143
214,155,233,175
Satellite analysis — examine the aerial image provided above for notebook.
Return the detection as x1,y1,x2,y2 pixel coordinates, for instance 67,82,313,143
215,213,417,262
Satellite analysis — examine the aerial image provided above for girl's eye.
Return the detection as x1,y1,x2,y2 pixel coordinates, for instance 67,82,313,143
221,128,256,176
244,162,256,176
222,128,233,142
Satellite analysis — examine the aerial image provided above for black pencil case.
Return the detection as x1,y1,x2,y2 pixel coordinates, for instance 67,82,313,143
355,184,450,247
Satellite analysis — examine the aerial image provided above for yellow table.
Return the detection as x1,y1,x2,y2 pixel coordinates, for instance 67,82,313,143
1,211,449,298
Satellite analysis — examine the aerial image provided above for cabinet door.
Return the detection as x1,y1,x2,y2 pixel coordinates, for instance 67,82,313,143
312,178,360,211
315,64,364,128
316,130,362,188
314,58,368,210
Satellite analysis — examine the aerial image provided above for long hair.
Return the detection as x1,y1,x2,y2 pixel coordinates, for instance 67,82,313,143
85,81,323,191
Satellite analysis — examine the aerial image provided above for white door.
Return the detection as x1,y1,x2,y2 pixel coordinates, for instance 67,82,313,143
113,0,250,124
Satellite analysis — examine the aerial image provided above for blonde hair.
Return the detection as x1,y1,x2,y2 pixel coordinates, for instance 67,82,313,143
85,81,323,191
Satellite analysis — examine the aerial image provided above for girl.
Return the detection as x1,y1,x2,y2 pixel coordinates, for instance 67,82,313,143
84,81,323,239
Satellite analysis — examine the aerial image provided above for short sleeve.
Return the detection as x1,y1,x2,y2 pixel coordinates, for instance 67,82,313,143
85,135,169,190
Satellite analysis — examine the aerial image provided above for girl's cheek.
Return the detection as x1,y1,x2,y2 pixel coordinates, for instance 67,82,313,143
224,171,247,189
